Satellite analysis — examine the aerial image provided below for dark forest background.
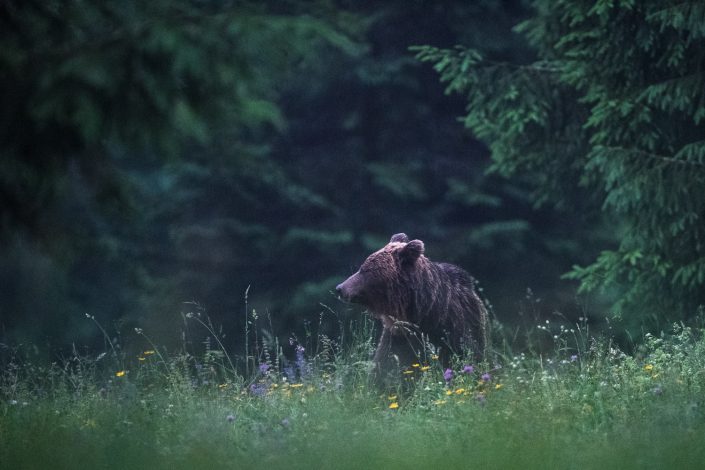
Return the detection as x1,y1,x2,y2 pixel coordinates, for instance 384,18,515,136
2,0,704,357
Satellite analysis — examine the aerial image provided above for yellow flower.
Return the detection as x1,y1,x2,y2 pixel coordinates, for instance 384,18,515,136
432,400,447,406
143,350,155,356
138,357,146,361
218,383,228,389
115,370,126,377
431,354,439,360
420,366,430,372
290,383,304,388
644,364,654,372
403,370,414,375
445,390,453,396
388,395,398,401
495,383,504,390
455,388,465,395
389,402,399,409
411,363,420,368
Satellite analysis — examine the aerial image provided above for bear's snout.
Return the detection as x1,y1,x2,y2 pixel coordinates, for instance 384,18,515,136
336,273,362,303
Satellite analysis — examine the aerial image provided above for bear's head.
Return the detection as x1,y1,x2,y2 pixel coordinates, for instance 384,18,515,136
336,233,425,313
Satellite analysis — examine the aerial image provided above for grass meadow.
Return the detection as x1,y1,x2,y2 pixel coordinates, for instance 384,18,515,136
2,312,705,469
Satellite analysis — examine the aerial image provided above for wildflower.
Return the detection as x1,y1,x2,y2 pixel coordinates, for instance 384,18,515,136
281,418,290,428
388,395,398,401
226,414,236,423
290,383,304,388
143,350,155,355
432,400,447,406
445,390,453,396
138,357,146,362
259,363,270,374
644,364,654,372
115,370,126,377
431,354,439,360
218,383,228,389
570,355,578,362
481,373,491,382
388,402,399,409
249,383,267,397
462,365,474,374
294,345,312,379
403,370,415,375
412,363,420,368
495,383,504,390
455,388,465,395
420,365,430,372
443,368,454,382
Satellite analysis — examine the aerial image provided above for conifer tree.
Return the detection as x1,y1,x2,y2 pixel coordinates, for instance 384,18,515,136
415,0,705,324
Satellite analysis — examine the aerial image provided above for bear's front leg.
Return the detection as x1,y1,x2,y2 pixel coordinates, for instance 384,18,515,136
372,325,424,389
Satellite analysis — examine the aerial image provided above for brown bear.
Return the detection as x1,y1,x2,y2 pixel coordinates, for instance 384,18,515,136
336,233,488,382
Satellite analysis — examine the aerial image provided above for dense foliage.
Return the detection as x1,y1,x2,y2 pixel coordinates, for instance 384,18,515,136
415,0,705,326
1,0,703,351
0,0,361,345
3,1,603,350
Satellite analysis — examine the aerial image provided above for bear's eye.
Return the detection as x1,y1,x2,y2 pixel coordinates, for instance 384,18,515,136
359,263,377,275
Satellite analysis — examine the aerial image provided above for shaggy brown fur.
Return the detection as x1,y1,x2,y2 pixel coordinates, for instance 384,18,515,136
336,233,488,382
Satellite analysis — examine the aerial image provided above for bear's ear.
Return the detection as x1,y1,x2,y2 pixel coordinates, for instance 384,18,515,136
390,233,409,243
400,239,424,264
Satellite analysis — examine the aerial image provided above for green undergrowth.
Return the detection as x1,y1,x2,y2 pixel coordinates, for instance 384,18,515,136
2,318,705,469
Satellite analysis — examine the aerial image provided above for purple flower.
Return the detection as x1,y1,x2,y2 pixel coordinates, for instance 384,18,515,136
259,363,270,374
296,345,305,363
570,355,578,362
462,365,474,374
283,365,295,381
481,373,491,382
249,382,267,397
296,345,311,378
226,414,236,423
443,368,454,382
